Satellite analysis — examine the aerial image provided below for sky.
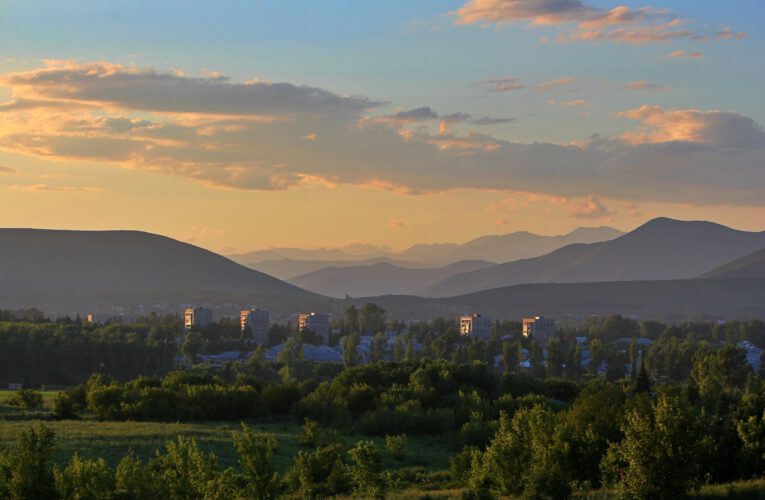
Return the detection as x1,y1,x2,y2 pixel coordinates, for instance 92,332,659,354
0,0,762,253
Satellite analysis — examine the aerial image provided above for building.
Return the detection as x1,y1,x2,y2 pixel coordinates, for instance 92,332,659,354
522,316,556,345
298,312,331,344
459,314,493,341
184,307,213,330
240,309,270,345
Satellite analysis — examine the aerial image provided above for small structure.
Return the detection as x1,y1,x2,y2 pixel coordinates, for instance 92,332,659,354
240,309,270,345
522,316,556,345
298,312,331,345
459,314,493,341
184,306,213,330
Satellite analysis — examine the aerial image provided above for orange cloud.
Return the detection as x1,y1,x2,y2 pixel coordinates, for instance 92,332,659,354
619,105,765,147
668,50,703,59
624,80,671,92
569,196,616,219
389,218,410,230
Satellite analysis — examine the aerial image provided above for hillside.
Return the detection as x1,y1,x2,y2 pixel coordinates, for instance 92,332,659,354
0,229,327,315
362,278,765,322
288,260,496,298
699,248,765,279
424,218,765,297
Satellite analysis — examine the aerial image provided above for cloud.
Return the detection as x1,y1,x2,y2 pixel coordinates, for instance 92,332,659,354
668,50,703,59
8,184,100,192
548,98,588,107
389,218,410,229
0,165,16,174
624,80,671,92
454,0,745,46
619,105,765,148
484,77,525,92
2,60,380,117
535,77,577,92
0,61,763,207
716,27,747,40
569,196,616,219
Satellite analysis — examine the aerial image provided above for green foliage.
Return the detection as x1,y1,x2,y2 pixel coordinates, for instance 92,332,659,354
1,423,57,500
385,434,407,461
285,443,349,497
115,454,164,499
601,393,703,499
348,440,386,499
232,423,280,500
298,418,320,447
53,392,78,420
54,453,114,500
5,389,43,409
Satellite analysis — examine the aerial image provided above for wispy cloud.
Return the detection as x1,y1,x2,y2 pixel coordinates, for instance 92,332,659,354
0,165,16,174
483,76,526,92
8,184,101,192
453,0,745,46
569,196,616,219
624,80,671,92
548,98,588,107
535,77,577,92
667,50,703,59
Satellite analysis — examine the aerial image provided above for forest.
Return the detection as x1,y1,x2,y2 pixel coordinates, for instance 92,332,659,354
1,308,765,498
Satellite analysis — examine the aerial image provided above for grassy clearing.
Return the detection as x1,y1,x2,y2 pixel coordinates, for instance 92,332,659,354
0,416,453,475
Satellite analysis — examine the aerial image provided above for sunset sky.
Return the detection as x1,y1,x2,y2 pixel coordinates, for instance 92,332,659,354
0,0,763,253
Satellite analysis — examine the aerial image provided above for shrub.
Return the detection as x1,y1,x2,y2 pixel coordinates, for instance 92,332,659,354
5,388,43,409
385,434,407,461
54,453,114,500
349,440,386,499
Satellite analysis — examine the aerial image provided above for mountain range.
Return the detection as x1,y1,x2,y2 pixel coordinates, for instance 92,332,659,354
423,218,765,297
0,219,763,321
236,226,624,280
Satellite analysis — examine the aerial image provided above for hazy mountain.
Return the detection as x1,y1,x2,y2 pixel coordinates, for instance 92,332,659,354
364,278,765,323
233,226,623,275
0,229,326,315
699,248,765,279
424,218,765,297
248,257,453,281
288,260,496,298
396,226,624,263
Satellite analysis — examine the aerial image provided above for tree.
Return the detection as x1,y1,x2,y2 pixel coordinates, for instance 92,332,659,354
635,358,651,394
285,443,349,498
53,392,78,420
232,424,280,500
181,331,204,363
601,394,702,499
54,453,114,500
4,423,57,500
629,337,638,379
393,336,405,363
277,335,305,383
501,341,517,374
359,303,386,335
370,332,388,362
115,454,165,499
343,305,360,334
385,434,407,461
348,440,385,499
342,334,360,369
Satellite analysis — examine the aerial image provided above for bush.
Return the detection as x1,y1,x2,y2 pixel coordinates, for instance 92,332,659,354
232,424,280,500
349,440,386,499
5,388,43,409
385,434,407,461
53,392,78,420
298,418,320,447
285,443,350,497
54,453,114,500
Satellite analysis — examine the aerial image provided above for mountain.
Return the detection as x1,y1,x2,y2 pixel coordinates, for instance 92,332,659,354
699,248,765,279
363,278,765,323
424,218,765,297
288,260,496,298
248,257,455,281
396,226,624,264
0,229,327,316
233,226,624,276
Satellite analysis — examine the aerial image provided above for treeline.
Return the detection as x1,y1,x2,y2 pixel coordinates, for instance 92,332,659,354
0,422,391,500
0,316,179,387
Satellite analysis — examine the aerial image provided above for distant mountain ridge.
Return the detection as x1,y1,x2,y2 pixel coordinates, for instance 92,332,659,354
424,218,765,297
288,260,496,298
233,226,624,278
